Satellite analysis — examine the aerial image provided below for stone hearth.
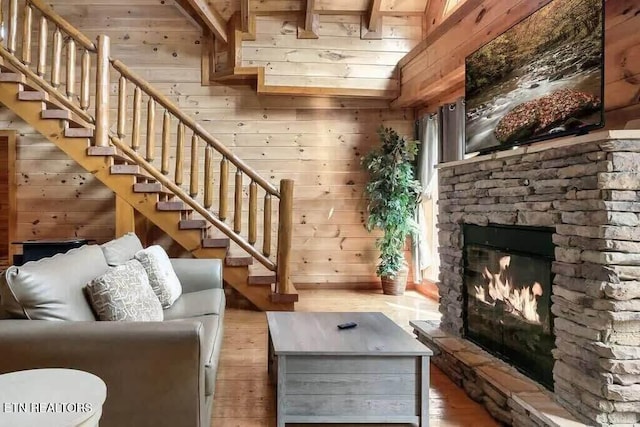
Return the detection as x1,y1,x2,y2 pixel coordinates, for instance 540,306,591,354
431,131,640,426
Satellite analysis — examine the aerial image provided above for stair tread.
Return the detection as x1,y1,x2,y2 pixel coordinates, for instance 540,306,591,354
65,127,94,138
18,90,48,101
134,182,173,195
225,254,253,266
179,219,208,230
201,237,230,249
0,73,26,83
248,275,277,285
157,201,191,211
110,164,154,180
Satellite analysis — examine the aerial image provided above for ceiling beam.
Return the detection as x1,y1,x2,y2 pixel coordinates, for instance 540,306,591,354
180,0,228,43
298,0,320,39
361,0,383,39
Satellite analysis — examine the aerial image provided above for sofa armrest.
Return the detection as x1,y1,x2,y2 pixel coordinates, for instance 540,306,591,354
0,319,206,427
171,258,223,293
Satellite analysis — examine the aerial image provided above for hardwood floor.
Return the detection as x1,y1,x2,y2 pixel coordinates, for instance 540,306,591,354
213,289,499,427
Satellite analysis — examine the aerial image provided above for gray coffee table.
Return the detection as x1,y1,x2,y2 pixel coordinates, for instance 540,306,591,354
267,312,432,426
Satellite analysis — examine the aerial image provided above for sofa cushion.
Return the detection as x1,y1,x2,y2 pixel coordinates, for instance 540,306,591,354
135,245,182,308
86,260,164,322
163,289,225,320
101,233,144,266
172,314,222,397
0,245,108,320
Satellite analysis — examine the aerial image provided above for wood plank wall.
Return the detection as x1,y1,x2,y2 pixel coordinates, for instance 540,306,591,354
1,0,417,285
0,136,10,259
241,15,420,94
395,0,640,130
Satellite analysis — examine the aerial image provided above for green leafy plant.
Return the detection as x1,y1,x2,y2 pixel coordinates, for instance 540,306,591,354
361,127,422,278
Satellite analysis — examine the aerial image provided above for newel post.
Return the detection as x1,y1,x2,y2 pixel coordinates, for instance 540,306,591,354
276,179,294,294
95,35,110,147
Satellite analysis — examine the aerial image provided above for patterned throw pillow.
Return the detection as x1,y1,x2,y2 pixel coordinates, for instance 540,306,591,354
86,260,163,321
134,245,182,308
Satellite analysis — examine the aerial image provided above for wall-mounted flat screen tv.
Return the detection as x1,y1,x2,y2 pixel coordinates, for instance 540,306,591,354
465,0,604,155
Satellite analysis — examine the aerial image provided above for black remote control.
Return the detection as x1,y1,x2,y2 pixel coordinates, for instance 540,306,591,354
337,322,357,330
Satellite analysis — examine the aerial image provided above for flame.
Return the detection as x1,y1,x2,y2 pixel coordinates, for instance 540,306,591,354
473,256,543,323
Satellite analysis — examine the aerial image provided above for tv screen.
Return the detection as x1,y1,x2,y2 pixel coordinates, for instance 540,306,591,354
465,0,604,154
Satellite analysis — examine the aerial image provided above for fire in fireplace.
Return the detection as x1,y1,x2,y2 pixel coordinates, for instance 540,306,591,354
463,224,555,389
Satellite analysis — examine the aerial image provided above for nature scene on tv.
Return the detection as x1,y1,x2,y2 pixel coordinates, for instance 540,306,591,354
465,0,603,153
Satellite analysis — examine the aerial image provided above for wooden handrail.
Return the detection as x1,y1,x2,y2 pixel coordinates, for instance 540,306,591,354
110,135,277,272
110,59,280,198
27,0,96,52
0,44,94,123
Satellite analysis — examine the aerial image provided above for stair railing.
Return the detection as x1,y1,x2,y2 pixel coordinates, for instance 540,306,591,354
0,0,294,295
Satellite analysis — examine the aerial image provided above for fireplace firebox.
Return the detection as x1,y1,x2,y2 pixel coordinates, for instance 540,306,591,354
463,224,555,389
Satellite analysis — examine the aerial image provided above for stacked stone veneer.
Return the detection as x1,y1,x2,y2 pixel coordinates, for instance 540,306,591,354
436,135,640,426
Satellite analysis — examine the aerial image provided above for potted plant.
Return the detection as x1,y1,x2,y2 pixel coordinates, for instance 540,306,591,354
361,126,422,295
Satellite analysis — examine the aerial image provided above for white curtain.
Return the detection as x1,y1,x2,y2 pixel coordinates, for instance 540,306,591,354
412,114,439,283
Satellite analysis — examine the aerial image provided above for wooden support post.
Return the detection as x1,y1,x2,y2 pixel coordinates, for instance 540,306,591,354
263,193,271,256
276,179,294,294
66,39,76,98
240,0,250,32
298,0,319,39
94,35,110,147
115,195,135,237
21,4,33,65
249,181,257,245
7,0,17,53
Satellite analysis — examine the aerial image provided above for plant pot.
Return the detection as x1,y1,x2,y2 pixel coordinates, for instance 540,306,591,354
381,266,409,295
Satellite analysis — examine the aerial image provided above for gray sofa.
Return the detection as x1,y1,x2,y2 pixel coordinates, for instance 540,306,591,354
0,234,225,427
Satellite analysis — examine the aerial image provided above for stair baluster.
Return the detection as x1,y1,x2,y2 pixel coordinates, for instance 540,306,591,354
21,3,32,65
263,193,272,257
131,86,141,151
204,146,214,209
234,170,243,233
219,157,228,221
249,181,257,245
146,98,156,162
161,111,171,175
50,27,62,88
7,0,17,53
65,39,75,99
190,133,199,197
175,122,185,186
80,49,90,111
117,76,126,138
36,15,46,77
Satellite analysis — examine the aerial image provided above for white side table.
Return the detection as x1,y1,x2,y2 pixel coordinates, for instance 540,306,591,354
0,368,107,427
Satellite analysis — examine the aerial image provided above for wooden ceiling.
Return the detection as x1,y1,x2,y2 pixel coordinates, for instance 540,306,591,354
176,0,428,42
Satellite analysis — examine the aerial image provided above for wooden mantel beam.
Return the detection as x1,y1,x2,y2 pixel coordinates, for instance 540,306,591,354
179,0,228,43
298,0,319,39
361,0,383,39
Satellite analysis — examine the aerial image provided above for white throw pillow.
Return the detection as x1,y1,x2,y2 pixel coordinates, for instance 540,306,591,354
86,260,163,322
134,245,182,308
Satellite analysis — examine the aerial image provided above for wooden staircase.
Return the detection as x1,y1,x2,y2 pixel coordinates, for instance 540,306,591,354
0,0,297,311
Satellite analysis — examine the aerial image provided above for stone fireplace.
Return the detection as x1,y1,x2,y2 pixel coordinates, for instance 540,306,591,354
412,131,640,426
